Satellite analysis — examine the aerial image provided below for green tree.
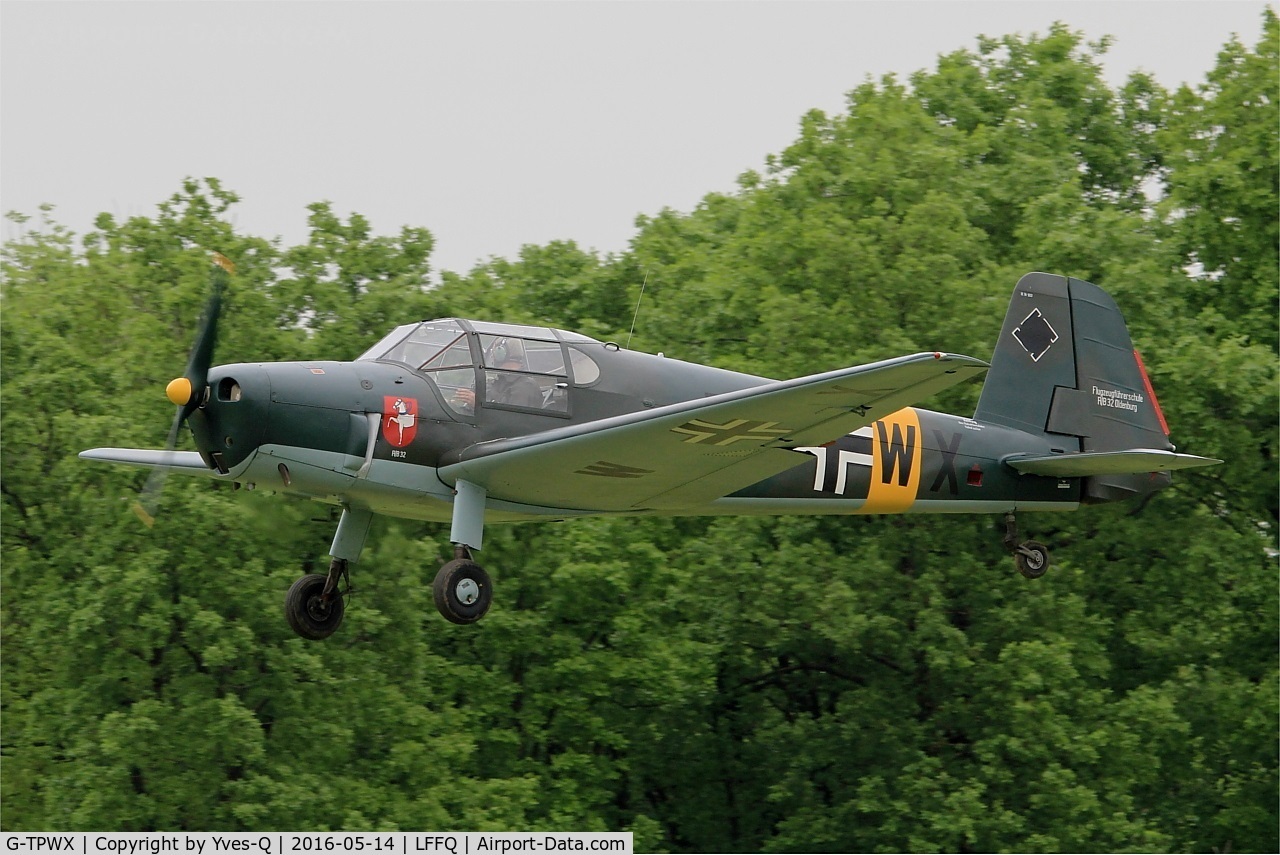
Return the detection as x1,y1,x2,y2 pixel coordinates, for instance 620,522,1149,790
277,201,440,361
1161,9,1279,352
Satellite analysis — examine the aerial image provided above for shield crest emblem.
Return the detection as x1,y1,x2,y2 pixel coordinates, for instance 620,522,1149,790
382,396,418,447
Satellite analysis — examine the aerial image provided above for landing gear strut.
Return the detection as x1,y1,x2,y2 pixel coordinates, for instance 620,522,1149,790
430,479,495,625
1003,512,1051,579
285,506,371,640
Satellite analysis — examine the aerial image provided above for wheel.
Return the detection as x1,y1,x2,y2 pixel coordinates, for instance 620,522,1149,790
1014,541,1051,579
433,558,492,625
285,573,346,639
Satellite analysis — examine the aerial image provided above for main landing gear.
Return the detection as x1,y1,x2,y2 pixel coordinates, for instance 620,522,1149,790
284,482,496,640
285,505,372,640
1003,512,1051,579
433,480,493,624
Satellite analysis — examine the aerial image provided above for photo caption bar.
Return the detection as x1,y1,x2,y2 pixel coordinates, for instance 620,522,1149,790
1,834,632,855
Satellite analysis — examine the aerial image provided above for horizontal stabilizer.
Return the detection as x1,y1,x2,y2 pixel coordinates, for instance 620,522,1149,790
1004,448,1222,477
79,448,212,473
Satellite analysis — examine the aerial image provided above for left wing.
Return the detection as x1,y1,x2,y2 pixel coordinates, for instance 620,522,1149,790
439,352,988,511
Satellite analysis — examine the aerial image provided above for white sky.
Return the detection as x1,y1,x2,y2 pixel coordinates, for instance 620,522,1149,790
2,1,1273,276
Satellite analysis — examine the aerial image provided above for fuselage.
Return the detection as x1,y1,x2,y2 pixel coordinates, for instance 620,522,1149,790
188,319,1086,524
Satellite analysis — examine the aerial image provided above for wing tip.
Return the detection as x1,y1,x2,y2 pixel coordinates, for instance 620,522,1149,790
79,447,212,471
922,352,990,371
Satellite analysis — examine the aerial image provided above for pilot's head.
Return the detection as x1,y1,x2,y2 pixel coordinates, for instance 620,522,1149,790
491,338,527,370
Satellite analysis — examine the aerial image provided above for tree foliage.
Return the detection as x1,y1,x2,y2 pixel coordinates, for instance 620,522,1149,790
4,15,1276,852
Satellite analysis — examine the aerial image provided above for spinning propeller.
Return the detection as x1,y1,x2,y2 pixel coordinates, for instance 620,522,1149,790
132,252,233,526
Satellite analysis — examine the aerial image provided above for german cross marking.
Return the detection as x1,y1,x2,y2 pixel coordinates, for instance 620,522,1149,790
671,418,791,446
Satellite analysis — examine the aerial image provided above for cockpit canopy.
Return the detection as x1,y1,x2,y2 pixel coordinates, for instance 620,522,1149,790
358,319,603,415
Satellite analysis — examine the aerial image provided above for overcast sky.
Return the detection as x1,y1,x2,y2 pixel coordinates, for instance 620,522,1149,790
2,1,1272,276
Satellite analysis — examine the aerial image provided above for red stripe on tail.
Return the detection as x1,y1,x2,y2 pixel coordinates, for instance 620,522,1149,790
1133,350,1169,437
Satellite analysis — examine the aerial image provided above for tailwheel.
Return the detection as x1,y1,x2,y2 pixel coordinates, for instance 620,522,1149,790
433,552,492,625
1013,541,1051,579
1003,512,1051,580
285,565,347,640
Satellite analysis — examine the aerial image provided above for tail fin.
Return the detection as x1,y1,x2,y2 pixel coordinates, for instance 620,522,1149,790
975,272,1218,503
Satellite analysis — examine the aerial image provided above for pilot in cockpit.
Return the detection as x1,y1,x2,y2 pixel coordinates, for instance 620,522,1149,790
452,338,543,411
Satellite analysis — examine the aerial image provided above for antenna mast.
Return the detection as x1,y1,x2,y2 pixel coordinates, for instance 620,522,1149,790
625,269,650,350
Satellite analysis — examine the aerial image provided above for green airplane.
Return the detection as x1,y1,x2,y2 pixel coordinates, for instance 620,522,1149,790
81,257,1221,640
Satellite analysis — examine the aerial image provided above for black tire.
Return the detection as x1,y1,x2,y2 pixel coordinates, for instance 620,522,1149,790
1014,541,1051,580
433,558,492,625
285,573,345,640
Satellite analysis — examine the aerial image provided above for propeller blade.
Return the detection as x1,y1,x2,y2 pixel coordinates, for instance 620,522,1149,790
177,253,232,420
131,406,184,528
137,252,235,526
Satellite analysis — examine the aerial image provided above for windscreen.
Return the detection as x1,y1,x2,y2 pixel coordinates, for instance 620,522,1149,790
362,320,469,369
